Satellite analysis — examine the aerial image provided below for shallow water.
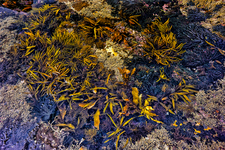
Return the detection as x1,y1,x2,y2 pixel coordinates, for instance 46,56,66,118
0,0,225,149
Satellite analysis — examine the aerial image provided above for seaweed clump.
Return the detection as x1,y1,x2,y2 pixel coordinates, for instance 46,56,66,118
16,7,167,148
142,18,185,66
78,16,114,41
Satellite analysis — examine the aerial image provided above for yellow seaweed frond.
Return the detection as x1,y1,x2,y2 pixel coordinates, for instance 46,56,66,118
94,109,100,130
169,79,198,109
105,115,135,150
55,123,75,130
132,87,139,105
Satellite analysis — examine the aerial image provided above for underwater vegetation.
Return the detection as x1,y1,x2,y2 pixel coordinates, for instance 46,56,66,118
107,21,134,46
118,9,142,29
116,0,174,28
172,22,225,89
142,18,186,66
4,1,225,149
27,94,58,122
22,3,81,36
78,17,114,40
0,0,32,12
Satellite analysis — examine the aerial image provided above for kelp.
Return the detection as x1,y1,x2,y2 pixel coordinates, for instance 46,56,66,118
142,18,185,66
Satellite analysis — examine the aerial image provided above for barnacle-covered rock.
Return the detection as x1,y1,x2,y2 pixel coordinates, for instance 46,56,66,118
0,81,39,149
0,81,33,129
35,121,65,149
93,39,133,81
192,0,224,12
60,0,115,18
119,126,225,149
189,76,225,128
